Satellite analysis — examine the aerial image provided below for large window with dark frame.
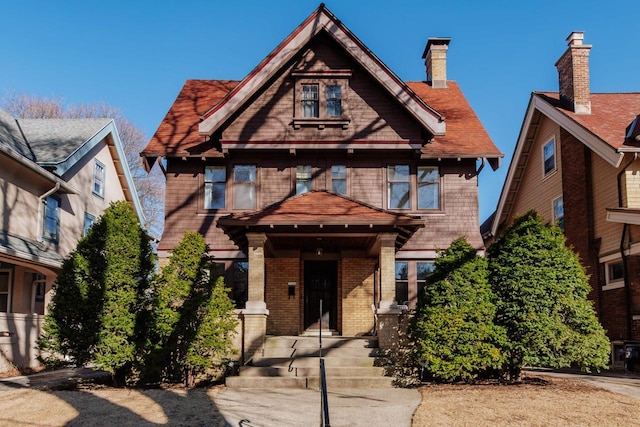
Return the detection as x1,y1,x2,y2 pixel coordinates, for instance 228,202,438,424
395,261,409,305
234,165,256,210
232,261,248,309
204,165,226,209
296,165,312,195
388,165,410,209
331,165,347,195
418,166,440,209
0,270,11,312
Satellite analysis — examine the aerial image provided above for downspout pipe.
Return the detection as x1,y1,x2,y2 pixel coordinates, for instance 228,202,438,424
617,153,637,340
37,183,60,243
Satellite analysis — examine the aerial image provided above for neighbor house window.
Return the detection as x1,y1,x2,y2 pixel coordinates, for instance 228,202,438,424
331,165,347,195
395,261,409,305
83,213,96,236
296,165,312,195
234,165,256,210
326,85,342,116
388,165,410,209
543,138,556,176
93,160,105,198
204,165,226,209
418,166,440,209
603,260,624,290
0,270,11,312
552,196,564,230
43,196,60,242
302,84,319,118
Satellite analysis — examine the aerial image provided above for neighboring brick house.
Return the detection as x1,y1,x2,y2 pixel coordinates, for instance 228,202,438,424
142,5,501,359
485,32,640,366
0,108,144,370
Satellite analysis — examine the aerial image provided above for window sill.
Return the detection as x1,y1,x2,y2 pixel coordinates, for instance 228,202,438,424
292,118,350,130
602,281,625,291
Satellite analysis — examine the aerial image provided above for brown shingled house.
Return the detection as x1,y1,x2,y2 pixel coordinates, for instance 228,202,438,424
486,31,640,367
142,5,501,367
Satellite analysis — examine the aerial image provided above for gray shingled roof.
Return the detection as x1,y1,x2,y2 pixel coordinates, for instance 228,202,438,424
19,118,110,164
0,229,65,267
0,108,35,161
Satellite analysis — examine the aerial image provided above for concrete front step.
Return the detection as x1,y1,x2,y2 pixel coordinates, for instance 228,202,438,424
226,376,393,389
263,336,378,349
262,346,383,358
238,366,387,378
250,356,383,368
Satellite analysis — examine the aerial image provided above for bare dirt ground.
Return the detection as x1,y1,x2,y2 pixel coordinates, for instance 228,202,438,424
0,375,639,426
412,375,640,427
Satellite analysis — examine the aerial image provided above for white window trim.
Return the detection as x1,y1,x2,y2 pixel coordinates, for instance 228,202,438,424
93,159,106,199
603,260,625,291
542,137,557,178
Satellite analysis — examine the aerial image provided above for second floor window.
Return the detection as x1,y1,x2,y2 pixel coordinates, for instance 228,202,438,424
388,165,410,209
331,165,347,195
234,165,256,210
296,165,312,194
93,160,105,198
43,196,60,242
418,166,440,209
302,84,319,118
205,166,226,209
543,138,556,176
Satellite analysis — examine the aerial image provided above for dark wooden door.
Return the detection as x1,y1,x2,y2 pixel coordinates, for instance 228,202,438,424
304,261,337,330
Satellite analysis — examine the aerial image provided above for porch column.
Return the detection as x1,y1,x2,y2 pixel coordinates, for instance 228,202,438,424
243,233,269,362
376,233,403,350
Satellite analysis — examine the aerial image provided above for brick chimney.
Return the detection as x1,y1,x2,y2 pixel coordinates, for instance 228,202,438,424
422,37,451,89
555,31,592,114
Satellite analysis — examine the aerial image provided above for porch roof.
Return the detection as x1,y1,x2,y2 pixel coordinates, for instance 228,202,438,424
217,191,424,253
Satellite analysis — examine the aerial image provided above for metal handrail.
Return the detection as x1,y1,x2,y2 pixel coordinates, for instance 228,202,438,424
319,299,330,427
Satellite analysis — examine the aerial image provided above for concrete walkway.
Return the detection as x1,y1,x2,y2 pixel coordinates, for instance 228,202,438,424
1,369,421,426
215,387,421,427
526,368,640,400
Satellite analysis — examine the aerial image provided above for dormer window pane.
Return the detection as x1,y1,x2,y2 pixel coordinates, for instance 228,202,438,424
302,85,319,117
326,85,342,116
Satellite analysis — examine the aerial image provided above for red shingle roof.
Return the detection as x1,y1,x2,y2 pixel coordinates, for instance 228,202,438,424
143,80,239,157
537,92,640,149
218,190,422,225
408,81,501,157
143,79,501,160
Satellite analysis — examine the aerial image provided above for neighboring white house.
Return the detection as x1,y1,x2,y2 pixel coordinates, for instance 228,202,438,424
0,108,144,371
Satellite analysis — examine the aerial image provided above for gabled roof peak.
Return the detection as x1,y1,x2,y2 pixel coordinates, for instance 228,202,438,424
198,4,445,138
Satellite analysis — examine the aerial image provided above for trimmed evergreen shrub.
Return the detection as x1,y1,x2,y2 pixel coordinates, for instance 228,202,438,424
409,238,506,382
145,231,237,385
488,211,610,381
38,201,154,385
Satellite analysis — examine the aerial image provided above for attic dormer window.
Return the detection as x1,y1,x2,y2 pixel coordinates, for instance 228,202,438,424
292,70,351,129
302,84,319,117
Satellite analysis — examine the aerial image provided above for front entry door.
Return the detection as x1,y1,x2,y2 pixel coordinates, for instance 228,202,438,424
304,261,338,331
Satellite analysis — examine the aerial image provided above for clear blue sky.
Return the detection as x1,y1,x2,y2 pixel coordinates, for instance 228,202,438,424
2,1,639,223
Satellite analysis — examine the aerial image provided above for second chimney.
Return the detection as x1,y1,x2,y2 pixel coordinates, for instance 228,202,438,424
422,37,451,89
555,31,592,114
